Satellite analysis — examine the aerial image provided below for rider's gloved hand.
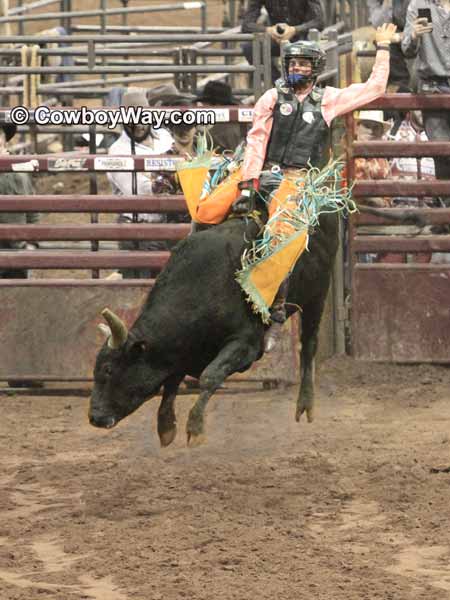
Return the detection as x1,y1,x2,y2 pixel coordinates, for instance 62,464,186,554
231,179,260,215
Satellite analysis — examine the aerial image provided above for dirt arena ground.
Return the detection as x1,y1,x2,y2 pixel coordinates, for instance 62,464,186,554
1,357,450,600
3,4,450,599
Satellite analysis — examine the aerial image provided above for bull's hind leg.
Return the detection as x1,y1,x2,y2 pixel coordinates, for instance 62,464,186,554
158,374,184,447
296,297,326,423
186,340,259,447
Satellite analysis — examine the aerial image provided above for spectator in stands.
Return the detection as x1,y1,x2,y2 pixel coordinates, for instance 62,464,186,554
354,110,392,210
353,110,405,264
355,110,432,264
147,89,199,158
148,90,204,241
195,80,248,153
402,0,450,209
390,109,434,263
367,0,412,89
0,123,42,389
0,123,40,279
107,89,174,279
147,86,202,206
241,0,325,83
390,109,435,207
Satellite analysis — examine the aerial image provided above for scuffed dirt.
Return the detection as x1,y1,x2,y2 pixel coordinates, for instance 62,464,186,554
1,356,450,599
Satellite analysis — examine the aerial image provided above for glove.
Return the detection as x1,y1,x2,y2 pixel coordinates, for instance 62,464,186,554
231,179,259,215
375,23,397,49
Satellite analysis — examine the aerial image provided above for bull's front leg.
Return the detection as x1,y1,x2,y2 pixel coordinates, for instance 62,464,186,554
186,339,259,447
296,298,325,423
158,374,184,447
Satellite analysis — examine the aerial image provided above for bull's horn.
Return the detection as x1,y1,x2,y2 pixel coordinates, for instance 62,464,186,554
98,323,111,339
101,308,128,349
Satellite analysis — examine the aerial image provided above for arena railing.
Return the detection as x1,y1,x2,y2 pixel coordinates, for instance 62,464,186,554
2,1,208,35
0,147,303,387
0,100,254,280
344,93,450,362
0,32,270,107
331,0,369,31
5,27,349,98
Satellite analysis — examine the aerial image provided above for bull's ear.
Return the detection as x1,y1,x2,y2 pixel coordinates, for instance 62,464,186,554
129,340,148,358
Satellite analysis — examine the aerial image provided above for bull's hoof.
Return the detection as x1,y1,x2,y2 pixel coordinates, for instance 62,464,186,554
295,397,314,423
159,425,177,448
186,410,205,447
186,431,206,448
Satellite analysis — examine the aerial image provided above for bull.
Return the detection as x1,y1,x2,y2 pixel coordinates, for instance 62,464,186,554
89,206,423,446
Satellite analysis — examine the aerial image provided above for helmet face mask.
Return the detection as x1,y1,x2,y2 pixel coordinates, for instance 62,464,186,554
281,41,326,87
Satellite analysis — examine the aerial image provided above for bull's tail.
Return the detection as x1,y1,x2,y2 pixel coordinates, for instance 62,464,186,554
355,204,427,233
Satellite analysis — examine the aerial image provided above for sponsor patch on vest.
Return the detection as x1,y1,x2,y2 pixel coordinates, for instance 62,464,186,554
302,111,315,124
280,102,294,116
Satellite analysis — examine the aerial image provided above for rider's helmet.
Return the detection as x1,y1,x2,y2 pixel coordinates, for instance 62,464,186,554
281,40,327,87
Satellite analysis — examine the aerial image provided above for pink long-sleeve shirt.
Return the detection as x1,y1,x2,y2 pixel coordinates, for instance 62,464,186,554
242,49,390,181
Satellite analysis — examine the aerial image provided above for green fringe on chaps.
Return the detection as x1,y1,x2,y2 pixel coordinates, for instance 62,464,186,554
235,161,356,322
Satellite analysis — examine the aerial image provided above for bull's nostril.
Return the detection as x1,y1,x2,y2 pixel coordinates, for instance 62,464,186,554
104,417,117,429
89,414,117,429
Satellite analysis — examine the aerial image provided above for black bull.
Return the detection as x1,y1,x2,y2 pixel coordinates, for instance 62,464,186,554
89,207,422,447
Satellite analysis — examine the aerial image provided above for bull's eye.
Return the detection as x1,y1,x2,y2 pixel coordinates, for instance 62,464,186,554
103,364,113,377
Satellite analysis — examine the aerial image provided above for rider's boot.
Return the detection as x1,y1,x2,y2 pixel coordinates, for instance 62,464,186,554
231,179,259,216
264,278,289,353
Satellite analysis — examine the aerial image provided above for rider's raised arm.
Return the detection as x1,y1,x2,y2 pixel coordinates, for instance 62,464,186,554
321,21,397,125
321,48,390,126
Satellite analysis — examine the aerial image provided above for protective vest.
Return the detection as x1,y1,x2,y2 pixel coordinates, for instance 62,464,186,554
266,83,331,170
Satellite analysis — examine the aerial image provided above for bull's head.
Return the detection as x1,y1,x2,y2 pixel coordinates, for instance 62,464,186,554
88,308,167,429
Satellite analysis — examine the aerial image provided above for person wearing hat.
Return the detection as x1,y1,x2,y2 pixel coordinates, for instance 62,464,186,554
107,88,175,279
147,88,199,159
355,110,392,143
232,24,398,352
196,80,239,106
195,80,248,154
0,122,18,148
147,89,203,236
353,109,405,264
354,110,392,209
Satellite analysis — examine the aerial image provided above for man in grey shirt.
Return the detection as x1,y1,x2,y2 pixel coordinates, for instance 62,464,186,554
402,0,450,205
367,0,412,88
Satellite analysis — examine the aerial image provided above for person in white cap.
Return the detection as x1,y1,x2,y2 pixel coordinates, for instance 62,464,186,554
354,110,392,208
355,109,392,143
107,89,174,279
